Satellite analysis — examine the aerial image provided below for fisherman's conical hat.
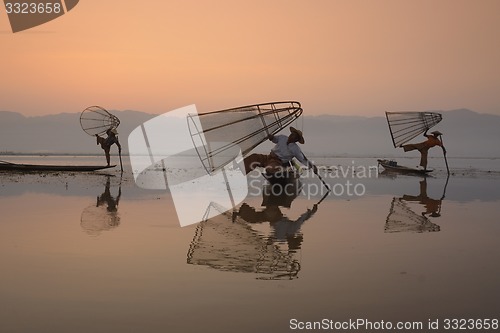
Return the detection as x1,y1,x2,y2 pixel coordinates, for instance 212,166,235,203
290,127,305,144
431,130,442,136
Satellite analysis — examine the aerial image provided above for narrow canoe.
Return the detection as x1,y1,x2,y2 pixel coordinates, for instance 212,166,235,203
0,162,116,172
377,159,432,175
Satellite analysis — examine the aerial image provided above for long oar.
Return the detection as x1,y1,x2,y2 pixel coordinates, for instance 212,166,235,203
302,153,330,192
439,136,450,175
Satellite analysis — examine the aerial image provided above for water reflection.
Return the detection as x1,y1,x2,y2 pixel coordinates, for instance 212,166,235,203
187,181,324,280
80,175,122,236
385,177,448,233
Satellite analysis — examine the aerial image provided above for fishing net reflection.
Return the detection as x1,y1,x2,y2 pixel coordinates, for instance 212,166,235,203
385,198,440,233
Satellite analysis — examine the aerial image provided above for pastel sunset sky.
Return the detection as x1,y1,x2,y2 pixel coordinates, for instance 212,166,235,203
1,0,499,116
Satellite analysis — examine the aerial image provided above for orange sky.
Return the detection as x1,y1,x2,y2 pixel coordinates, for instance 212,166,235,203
1,0,499,116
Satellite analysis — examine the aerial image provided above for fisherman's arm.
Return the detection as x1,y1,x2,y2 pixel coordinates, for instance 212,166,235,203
302,156,319,174
307,160,319,174
291,146,318,173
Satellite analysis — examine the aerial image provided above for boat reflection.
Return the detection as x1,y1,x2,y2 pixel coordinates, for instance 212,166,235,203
80,175,122,236
385,177,447,233
187,181,322,280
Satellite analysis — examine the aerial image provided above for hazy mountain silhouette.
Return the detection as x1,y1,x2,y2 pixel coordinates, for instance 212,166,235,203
0,108,498,157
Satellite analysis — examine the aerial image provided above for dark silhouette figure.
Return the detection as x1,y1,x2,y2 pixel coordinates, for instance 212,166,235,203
96,128,122,166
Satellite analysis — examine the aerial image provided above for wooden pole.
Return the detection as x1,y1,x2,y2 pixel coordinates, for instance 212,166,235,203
439,136,450,175
302,153,331,192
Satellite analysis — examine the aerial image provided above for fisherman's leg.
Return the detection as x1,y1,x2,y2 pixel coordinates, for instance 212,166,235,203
96,135,105,146
403,144,417,152
243,153,267,174
420,149,429,170
104,148,111,166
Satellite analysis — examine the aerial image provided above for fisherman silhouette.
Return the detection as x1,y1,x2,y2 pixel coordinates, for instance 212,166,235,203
401,130,446,171
96,128,122,166
243,127,318,175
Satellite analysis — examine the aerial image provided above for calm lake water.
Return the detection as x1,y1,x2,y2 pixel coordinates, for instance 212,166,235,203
1,156,499,333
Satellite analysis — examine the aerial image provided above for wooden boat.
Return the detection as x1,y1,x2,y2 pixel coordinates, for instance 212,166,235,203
260,168,302,208
0,161,116,172
377,159,432,175
263,167,301,186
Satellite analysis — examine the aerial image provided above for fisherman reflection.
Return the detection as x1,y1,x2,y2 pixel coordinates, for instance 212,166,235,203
97,176,121,213
80,176,122,236
234,180,319,251
235,202,317,251
402,178,443,218
384,178,442,233
187,180,322,280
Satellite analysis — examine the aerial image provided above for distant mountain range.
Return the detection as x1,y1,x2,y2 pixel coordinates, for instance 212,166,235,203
0,108,498,158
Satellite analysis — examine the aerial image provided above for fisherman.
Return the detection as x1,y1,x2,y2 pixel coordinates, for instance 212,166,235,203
401,130,446,171
243,127,318,175
96,128,122,166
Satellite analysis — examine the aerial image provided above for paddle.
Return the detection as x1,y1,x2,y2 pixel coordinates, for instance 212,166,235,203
301,153,331,192
439,136,450,175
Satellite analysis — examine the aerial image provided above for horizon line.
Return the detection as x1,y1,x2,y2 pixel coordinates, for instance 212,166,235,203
0,107,492,118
